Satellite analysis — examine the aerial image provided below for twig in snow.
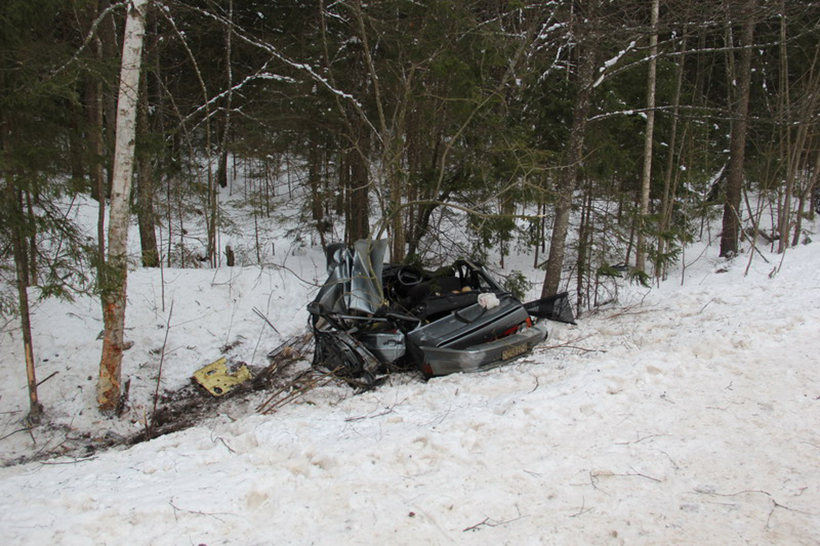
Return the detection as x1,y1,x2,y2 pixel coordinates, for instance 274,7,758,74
149,301,174,436
569,497,593,518
38,456,97,465
0,427,33,442
657,449,680,471
253,306,280,334
535,334,602,354
345,398,406,422
624,468,662,482
527,373,541,394
463,515,526,532
169,499,235,523
614,433,666,445
604,307,654,320
694,488,816,528
590,468,662,484
210,431,236,454
34,371,59,388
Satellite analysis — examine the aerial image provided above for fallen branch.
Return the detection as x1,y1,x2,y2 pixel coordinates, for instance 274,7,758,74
255,330,314,387
745,227,775,244
256,368,337,414
535,334,602,354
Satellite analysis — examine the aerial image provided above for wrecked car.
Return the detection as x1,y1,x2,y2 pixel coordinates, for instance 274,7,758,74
307,240,575,381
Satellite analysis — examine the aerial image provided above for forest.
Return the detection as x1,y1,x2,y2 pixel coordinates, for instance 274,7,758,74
2,0,819,418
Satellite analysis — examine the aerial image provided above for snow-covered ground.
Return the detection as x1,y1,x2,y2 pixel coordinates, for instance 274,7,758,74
1,193,818,545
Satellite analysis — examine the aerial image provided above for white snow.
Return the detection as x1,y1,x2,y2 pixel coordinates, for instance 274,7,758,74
1,190,819,545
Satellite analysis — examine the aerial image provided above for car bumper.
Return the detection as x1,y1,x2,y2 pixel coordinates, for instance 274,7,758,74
420,321,548,376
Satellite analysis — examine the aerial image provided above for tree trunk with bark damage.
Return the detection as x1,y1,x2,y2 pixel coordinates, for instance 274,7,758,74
6,184,43,424
98,0,148,412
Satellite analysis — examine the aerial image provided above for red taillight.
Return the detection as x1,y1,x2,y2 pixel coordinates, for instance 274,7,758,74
422,362,433,375
499,325,519,338
499,319,530,339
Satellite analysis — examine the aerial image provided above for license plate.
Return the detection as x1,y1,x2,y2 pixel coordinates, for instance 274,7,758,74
501,344,527,360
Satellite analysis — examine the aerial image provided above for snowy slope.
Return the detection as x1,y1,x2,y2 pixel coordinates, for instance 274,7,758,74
1,210,819,544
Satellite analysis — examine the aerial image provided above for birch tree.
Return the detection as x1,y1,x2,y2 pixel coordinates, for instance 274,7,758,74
635,0,659,273
98,0,149,412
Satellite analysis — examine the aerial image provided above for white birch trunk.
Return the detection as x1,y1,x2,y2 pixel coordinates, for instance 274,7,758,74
636,0,659,273
98,0,148,411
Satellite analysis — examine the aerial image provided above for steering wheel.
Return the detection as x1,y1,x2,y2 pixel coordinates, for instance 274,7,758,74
397,266,423,287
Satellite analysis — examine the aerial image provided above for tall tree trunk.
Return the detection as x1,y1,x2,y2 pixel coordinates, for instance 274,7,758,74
345,141,371,245
5,184,42,423
794,147,820,245
135,7,160,268
541,9,597,298
783,34,820,248
776,0,792,253
657,36,686,280
216,0,233,190
137,70,158,267
389,168,405,261
83,1,111,276
0,63,41,422
68,101,86,185
88,67,106,259
100,0,118,196
13,199,42,423
309,133,329,249
636,0,659,273
98,0,148,412
576,180,593,309
24,191,38,285
720,0,755,258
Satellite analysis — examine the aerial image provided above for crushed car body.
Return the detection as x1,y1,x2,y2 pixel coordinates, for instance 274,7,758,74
307,239,575,380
